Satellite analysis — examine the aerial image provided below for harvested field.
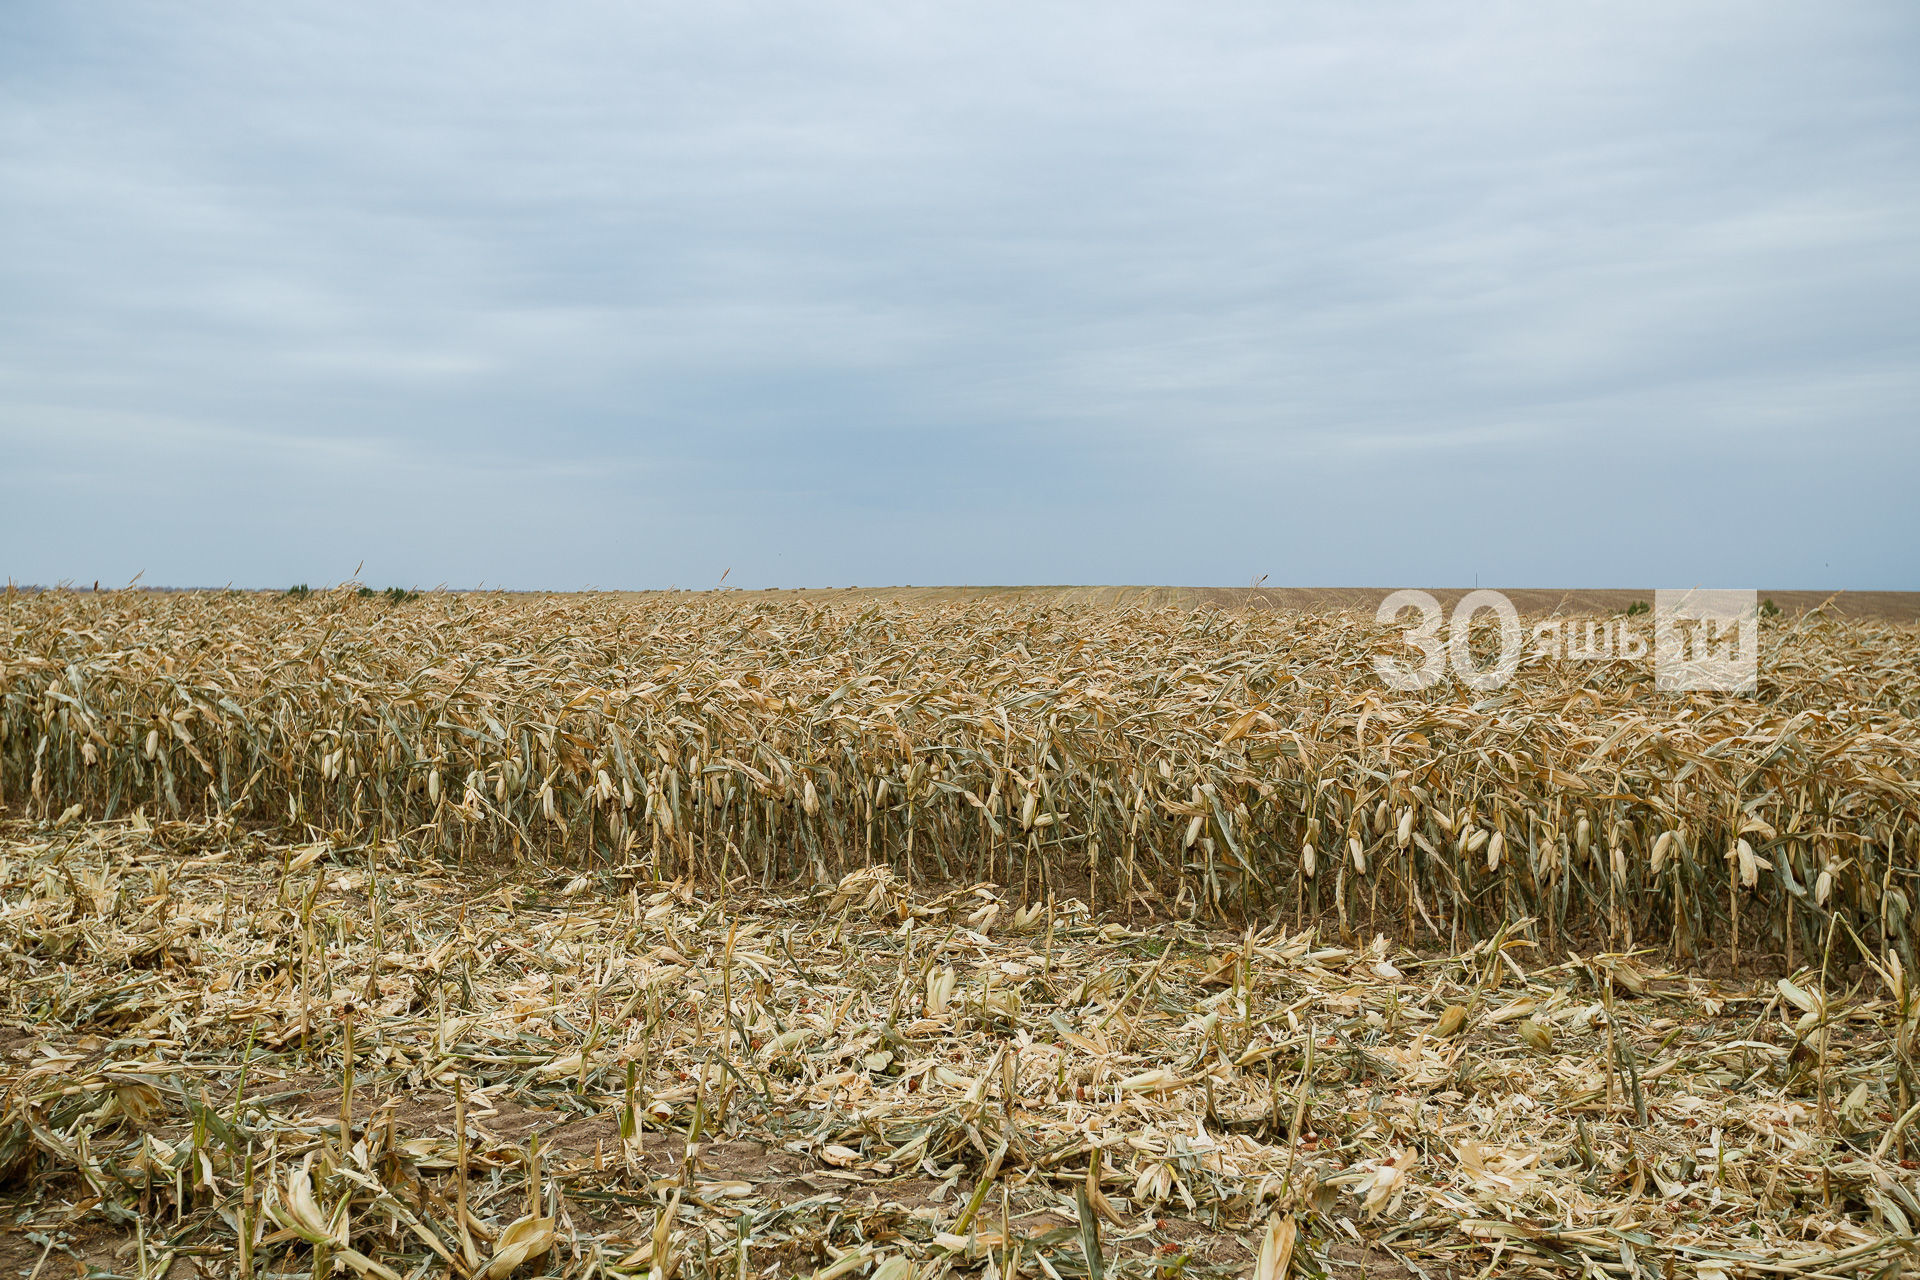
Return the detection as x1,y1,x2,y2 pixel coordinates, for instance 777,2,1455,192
1,588,1918,1276
605,589,1920,624
1,817,1917,1279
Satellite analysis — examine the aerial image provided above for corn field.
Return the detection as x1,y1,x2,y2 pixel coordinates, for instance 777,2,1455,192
4,588,1917,967
6,587,1920,1278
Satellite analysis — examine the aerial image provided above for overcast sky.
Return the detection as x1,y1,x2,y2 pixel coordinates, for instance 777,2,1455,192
3,3,1916,590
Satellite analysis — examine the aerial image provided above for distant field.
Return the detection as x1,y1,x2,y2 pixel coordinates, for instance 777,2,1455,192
36,584,1919,619
608,584,1920,619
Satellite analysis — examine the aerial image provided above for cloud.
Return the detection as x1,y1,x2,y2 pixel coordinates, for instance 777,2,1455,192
2,0,1916,587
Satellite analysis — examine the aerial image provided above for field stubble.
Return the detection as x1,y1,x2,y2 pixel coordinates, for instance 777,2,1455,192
0,817,1917,1279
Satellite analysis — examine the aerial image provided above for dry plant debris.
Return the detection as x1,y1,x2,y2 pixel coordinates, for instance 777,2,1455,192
2,818,1917,1279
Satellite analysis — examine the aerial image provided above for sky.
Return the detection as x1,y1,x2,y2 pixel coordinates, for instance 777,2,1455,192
3,3,1916,590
